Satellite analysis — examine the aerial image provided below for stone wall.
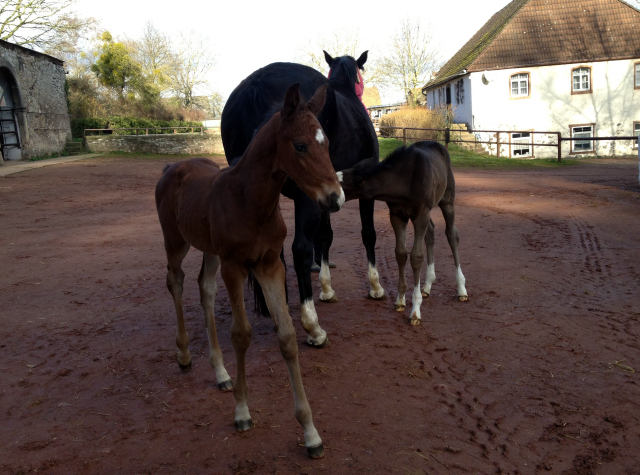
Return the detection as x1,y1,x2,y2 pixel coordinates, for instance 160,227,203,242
0,40,71,161
84,133,225,155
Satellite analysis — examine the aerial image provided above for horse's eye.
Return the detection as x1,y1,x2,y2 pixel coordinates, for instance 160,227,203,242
294,143,308,153
355,175,365,186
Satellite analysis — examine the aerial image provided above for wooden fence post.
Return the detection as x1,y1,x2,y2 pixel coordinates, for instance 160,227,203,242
445,128,450,150
557,132,562,162
496,132,500,158
403,128,406,145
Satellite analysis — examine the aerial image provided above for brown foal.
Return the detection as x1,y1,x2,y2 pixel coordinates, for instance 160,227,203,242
155,83,343,458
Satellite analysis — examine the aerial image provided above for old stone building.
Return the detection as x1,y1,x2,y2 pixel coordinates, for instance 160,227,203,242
0,39,71,162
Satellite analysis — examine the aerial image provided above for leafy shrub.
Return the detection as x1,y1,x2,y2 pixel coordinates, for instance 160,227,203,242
72,117,204,138
379,105,454,141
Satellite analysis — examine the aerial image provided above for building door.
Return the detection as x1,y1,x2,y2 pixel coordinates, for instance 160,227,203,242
0,70,21,160
446,85,452,105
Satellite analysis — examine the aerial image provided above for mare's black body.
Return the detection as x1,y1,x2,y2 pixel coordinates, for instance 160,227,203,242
221,55,379,318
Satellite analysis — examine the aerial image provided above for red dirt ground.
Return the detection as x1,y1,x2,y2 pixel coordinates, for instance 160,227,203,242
1,156,639,475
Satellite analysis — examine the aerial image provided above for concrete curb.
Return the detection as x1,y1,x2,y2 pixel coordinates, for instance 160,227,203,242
0,154,104,177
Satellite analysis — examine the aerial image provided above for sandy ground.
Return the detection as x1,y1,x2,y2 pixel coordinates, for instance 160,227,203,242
1,155,639,475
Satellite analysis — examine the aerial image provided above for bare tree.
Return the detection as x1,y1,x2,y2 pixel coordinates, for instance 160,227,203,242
299,29,386,92
299,29,362,75
44,15,99,78
127,22,173,94
168,31,215,108
0,0,84,50
375,18,441,105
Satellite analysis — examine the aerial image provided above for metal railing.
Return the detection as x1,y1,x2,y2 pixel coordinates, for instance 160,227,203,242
83,126,206,137
380,126,639,162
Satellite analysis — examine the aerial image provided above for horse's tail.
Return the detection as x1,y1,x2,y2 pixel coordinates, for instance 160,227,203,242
249,248,289,318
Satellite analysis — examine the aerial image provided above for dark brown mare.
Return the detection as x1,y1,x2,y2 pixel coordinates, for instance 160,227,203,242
338,141,468,325
155,84,343,458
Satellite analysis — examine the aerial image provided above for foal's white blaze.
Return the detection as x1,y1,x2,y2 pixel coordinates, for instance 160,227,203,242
315,128,325,145
422,263,436,296
319,261,336,301
410,283,423,324
301,300,328,346
456,265,468,300
336,171,343,183
368,263,385,299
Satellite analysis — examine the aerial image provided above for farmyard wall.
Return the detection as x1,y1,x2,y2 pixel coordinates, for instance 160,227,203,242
84,133,224,155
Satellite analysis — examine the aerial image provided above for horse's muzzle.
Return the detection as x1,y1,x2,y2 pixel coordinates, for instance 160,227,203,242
319,188,345,213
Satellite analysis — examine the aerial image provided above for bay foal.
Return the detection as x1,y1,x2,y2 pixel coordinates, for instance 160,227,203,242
338,141,468,325
155,84,343,458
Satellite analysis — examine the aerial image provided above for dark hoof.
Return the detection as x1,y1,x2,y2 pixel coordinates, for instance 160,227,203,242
178,361,192,372
307,444,325,459
319,294,339,303
307,337,330,349
218,380,233,391
366,293,387,301
310,262,321,273
327,260,336,269
236,419,253,431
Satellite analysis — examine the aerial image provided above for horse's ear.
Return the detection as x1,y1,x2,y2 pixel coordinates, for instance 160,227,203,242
283,83,301,120
307,84,328,117
323,50,334,67
357,51,368,70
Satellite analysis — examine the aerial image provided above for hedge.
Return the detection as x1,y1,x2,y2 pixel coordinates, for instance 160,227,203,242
71,117,204,139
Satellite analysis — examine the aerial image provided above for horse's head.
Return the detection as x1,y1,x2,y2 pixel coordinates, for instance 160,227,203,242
277,83,344,213
336,160,370,201
324,51,368,87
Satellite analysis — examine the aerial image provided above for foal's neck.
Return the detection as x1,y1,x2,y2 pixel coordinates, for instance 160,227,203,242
229,116,286,219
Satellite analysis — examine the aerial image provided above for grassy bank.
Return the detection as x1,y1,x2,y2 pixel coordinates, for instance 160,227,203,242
378,138,578,168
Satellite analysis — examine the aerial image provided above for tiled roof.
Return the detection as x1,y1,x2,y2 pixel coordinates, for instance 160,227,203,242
426,0,640,89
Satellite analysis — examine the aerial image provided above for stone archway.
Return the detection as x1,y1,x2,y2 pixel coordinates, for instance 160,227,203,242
0,66,23,160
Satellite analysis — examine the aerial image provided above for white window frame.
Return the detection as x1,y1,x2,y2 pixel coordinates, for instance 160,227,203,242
633,121,639,149
571,125,594,153
635,63,640,90
511,132,532,157
572,67,591,93
510,73,529,98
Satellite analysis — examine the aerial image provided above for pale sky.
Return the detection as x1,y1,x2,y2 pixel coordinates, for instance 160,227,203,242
72,0,640,104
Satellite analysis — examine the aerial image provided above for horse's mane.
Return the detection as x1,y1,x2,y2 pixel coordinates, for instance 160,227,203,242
328,56,359,95
360,141,448,178
360,145,411,178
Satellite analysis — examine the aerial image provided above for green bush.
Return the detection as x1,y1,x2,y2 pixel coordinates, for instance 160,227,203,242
379,105,454,141
72,117,204,138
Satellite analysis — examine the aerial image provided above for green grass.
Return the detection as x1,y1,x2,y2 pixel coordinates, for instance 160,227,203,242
378,138,578,168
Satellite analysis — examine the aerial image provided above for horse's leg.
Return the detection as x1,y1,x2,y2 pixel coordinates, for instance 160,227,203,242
360,198,385,299
292,196,329,347
220,262,253,430
408,212,430,325
253,252,324,459
389,212,409,312
440,197,468,301
198,253,232,391
422,218,437,297
318,211,338,303
165,241,192,371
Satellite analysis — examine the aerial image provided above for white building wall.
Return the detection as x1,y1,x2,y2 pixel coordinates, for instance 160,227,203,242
469,58,640,157
428,75,473,127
